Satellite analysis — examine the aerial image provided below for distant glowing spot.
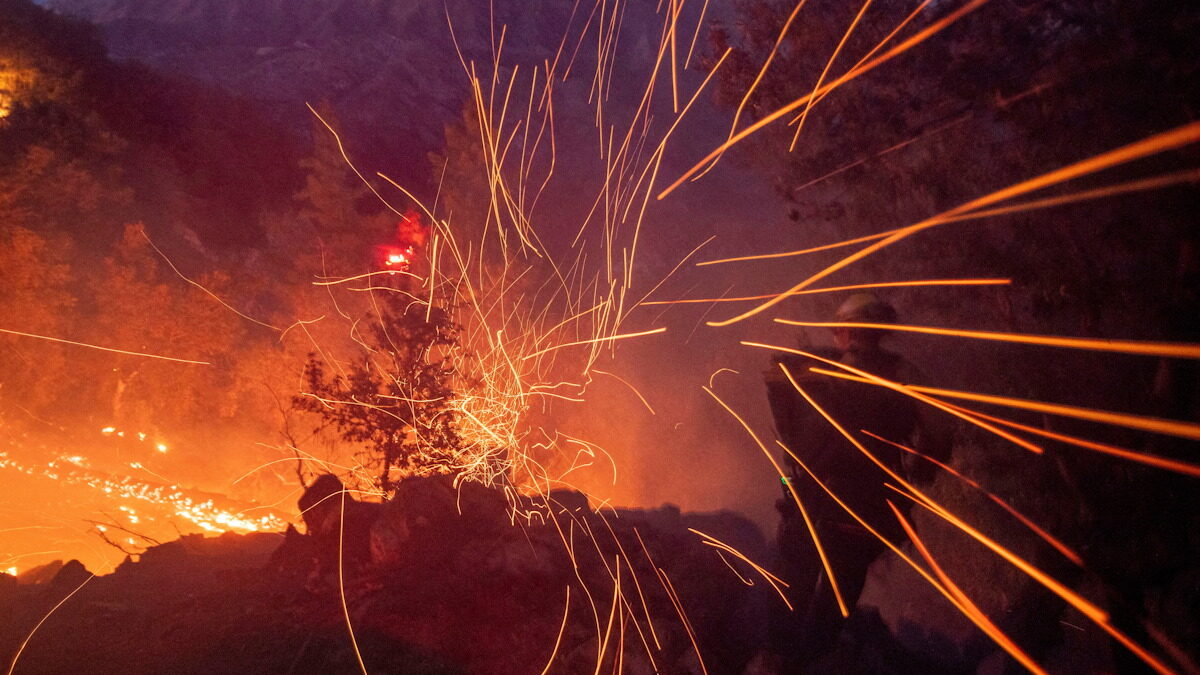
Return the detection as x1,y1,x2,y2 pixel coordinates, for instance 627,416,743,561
4,567,16,577
117,431,125,438
137,433,147,441
101,427,115,435
156,444,168,453
95,525,107,532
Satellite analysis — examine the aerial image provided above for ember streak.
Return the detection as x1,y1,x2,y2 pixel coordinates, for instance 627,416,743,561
2,0,1199,672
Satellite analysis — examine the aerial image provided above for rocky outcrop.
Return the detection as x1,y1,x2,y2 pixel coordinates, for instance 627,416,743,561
0,474,773,673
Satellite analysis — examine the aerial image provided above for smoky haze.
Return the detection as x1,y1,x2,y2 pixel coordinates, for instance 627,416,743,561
5,0,1198,583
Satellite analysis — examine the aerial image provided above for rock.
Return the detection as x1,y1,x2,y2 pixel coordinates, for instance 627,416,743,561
546,488,589,515
297,474,382,571
390,474,458,528
0,569,17,601
370,475,512,568
297,473,348,536
267,524,316,576
369,509,410,568
17,559,64,585
455,479,509,527
48,559,92,589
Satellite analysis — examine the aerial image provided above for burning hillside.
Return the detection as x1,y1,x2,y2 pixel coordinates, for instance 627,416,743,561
3,0,1200,672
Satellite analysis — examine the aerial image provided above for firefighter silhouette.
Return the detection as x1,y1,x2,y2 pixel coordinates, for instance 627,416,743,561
764,293,950,667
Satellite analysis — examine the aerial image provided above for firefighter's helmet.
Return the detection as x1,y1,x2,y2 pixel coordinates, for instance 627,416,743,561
835,292,897,324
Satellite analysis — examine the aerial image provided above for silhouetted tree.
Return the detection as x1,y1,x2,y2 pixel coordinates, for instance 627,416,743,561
294,294,464,497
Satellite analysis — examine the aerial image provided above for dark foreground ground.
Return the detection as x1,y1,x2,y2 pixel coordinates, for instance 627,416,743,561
0,475,1177,674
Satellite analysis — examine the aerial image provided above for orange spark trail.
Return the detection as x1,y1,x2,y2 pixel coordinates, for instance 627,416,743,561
863,430,1083,566
688,527,793,610
338,488,368,675
912,381,1200,439
695,169,1200,267
786,0,875,151
702,385,848,617
807,366,1200,476
5,573,96,675
782,376,1108,624
931,168,1200,224
889,502,1049,675
682,0,710,69
721,0,811,156
0,328,210,364
592,369,656,414
695,0,933,181
777,319,1200,361
139,228,281,331
781,447,1035,659
658,0,994,199
539,587,572,675
767,347,1044,454
655,567,709,675
521,326,666,361
695,228,898,267
805,0,932,111
899,493,1178,675
643,278,1010,305
937,402,1200,478
884,377,1200,440
706,122,1200,326
790,112,970,194
783,371,1176,673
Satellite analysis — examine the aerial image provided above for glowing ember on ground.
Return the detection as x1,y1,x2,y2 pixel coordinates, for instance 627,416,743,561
1,0,1196,672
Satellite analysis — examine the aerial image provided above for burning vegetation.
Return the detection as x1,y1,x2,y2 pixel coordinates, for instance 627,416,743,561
3,0,1200,673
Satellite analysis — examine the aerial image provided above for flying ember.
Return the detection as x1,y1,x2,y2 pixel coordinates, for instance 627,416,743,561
0,0,1197,673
